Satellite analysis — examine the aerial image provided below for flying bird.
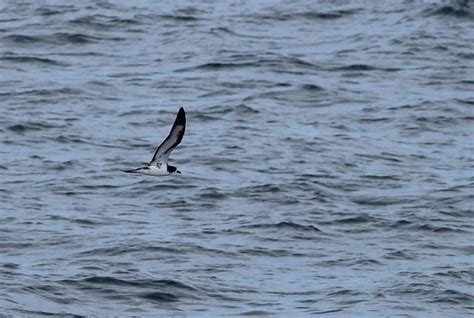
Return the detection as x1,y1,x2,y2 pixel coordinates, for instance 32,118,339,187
123,107,186,176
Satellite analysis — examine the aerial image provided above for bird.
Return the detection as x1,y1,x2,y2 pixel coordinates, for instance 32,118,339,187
123,107,186,176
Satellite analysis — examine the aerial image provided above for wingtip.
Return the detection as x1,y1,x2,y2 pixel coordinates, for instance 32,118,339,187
175,107,186,125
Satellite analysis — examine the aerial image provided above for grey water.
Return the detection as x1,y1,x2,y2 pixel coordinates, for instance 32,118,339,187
1,0,473,316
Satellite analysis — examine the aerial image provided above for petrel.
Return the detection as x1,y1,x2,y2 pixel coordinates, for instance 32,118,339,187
123,107,186,176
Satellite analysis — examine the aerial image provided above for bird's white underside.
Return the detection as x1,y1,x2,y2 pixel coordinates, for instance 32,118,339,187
136,164,170,176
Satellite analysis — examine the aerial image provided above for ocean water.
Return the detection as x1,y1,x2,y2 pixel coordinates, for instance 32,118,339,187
0,0,473,316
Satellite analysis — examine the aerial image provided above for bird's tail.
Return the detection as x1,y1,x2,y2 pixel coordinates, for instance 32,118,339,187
122,168,142,173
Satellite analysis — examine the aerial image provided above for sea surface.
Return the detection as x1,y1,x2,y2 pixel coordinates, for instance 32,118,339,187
1,0,473,316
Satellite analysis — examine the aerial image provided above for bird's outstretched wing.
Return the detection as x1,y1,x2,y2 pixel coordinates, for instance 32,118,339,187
150,107,186,165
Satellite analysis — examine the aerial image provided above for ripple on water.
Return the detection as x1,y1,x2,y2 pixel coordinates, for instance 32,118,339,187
0,0,472,316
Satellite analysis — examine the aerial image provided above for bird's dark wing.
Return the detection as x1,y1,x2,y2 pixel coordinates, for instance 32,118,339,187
150,107,186,165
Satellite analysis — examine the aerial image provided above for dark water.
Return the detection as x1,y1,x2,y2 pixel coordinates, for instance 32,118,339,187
1,0,473,316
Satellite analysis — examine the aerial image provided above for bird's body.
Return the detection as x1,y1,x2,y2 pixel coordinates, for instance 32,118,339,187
123,107,186,176
123,164,170,176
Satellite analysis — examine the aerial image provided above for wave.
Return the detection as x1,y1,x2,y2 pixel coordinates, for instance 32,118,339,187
301,83,324,91
78,245,180,257
7,121,63,133
135,13,201,22
330,64,400,72
2,34,42,44
239,247,306,257
177,54,315,73
199,104,260,115
384,250,417,260
255,9,359,22
239,221,322,232
75,276,195,291
424,4,473,18
236,184,283,195
140,291,179,302
0,54,67,66
199,187,228,200
351,195,416,206
416,224,466,233
70,14,144,29
35,5,77,17
56,276,200,305
332,215,376,224
179,61,256,72
1,87,83,97
3,32,124,45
